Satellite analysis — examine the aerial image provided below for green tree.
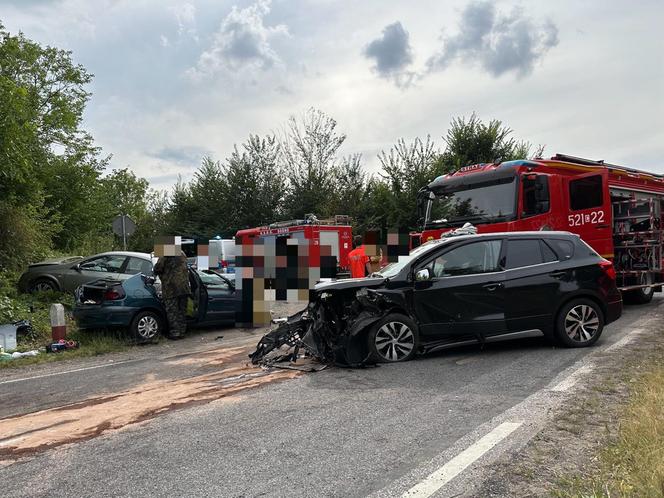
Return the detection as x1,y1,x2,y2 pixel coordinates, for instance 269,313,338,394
329,154,366,222
376,135,441,230
167,157,226,239
224,134,285,230
0,23,112,268
281,108,346,218
438,113,539,170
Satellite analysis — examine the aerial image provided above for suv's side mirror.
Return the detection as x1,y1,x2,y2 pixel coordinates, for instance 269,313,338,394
415,268,431,281
73,263,82,272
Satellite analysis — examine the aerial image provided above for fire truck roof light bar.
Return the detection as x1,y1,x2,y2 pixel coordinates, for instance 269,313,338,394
552,153,664,180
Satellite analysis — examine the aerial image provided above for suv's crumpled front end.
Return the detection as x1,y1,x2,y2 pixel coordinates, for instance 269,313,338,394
249,281,401,367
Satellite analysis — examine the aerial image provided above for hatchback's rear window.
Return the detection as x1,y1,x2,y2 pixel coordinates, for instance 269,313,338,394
505,239,543,269
547,239,574,260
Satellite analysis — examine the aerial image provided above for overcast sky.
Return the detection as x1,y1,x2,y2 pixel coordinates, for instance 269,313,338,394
1,0,662,188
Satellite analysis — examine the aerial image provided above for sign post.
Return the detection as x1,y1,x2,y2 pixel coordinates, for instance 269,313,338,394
112,214,137,250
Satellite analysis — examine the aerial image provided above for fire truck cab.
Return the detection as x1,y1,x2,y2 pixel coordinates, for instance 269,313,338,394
235,214,353,277
415,153,664,303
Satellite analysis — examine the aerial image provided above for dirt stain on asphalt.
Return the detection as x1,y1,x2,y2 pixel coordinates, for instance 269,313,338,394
0,347,299,460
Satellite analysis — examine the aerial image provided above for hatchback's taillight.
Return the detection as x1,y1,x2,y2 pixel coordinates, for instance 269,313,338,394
104,287,126,300
600,260,616,280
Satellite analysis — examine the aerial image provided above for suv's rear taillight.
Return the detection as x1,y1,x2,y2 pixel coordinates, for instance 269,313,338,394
104,287,126,300
600,260,616,280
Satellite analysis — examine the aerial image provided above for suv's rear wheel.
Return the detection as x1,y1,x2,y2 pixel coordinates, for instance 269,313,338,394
367,313,418,362
130,311,162,343
555,299,604,347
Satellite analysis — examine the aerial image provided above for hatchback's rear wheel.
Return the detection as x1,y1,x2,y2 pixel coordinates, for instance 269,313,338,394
130,311,162,343
368,314,418,362
555,299,604,348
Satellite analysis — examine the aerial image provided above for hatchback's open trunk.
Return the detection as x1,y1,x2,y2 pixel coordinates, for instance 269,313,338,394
76,279,123,304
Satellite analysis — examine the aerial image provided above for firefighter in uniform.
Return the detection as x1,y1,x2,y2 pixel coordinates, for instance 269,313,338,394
154,252,190,339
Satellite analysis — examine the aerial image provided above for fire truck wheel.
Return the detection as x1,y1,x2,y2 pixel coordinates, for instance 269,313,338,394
367,313,419,362
623,274,655,304
555,299,604,348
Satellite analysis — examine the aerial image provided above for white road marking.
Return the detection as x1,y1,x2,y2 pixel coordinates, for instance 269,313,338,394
604,328,644,352
550,365,593,392
0,359,139,385
401,422,522,498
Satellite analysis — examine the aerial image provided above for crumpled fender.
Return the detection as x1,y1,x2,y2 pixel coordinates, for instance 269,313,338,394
347,310,384,337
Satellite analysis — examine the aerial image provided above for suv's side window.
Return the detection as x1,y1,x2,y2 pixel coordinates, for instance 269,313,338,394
80,255,127,273
124,257,153,275
505,239,548,269
426,240,502,277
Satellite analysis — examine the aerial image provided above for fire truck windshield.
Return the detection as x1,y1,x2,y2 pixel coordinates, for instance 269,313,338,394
426,175,517,227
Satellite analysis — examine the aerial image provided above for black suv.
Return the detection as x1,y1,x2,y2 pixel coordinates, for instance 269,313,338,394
251,232,623,366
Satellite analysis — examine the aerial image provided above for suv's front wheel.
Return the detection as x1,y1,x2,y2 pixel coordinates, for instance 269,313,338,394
555,299,604,347
367,313,419,362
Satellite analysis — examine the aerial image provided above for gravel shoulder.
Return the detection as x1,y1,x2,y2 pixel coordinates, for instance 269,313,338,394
472,305,664,497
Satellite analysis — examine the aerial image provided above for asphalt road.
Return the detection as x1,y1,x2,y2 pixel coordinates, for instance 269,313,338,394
1,297,661,498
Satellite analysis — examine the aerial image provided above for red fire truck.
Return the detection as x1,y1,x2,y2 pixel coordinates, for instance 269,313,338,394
414,153,664,303
235,215,353,277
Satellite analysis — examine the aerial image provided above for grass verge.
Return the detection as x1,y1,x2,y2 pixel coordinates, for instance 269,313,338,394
1,279,134,369
553,354,664,497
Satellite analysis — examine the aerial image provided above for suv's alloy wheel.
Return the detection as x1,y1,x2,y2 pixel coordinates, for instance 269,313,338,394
555,299,604,348
368,314,419,362
564,304,600,342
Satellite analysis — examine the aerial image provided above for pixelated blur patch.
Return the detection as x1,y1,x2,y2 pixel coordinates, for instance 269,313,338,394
387,230,410,262
234,231,339,326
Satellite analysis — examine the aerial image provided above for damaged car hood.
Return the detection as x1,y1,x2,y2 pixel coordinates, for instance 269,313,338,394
314,276,385,293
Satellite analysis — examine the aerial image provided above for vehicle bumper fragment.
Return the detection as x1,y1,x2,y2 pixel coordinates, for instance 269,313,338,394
249,288,394,368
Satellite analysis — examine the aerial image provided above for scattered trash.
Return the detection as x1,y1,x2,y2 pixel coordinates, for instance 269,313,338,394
0,323,18,351
0,346,41,361
215,335,224,341
47,339,79,353
11,350,40,359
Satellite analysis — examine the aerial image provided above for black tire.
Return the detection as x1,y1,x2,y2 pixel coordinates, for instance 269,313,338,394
29,278,58,293
367,313,419,363
130,310,163,343
554,299,604,348
623,273,655,304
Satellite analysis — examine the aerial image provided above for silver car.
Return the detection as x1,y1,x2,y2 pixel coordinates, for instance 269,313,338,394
18,251,156,294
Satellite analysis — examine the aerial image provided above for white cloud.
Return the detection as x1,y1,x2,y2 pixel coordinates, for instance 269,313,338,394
363,22,415,88
169,2,198,42
187,0,288,80
427,1,559,78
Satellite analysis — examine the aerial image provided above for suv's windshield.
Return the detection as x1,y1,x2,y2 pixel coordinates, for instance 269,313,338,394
426,176,517,227
375,241,444,278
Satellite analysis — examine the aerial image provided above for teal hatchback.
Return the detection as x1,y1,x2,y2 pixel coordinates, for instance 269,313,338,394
73,269,237,341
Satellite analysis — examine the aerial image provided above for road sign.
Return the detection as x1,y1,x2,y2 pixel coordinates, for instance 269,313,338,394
112,215,136,250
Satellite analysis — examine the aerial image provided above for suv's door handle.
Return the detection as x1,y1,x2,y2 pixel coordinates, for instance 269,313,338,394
549,270,567,278
482,282,504,291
